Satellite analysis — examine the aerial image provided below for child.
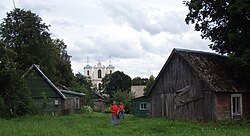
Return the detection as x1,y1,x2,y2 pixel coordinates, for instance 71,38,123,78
110,101,119,125
119,102,125,118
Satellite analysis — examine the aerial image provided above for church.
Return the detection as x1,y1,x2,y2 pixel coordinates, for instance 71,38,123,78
83,61,115,90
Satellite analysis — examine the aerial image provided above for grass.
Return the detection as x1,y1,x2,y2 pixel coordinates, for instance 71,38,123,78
1,112,250,136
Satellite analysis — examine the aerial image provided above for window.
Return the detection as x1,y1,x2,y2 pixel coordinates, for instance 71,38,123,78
139,102,147,110
54,99,59,106
87,70,90,76
110,70,112,74
75,97,80,109
231,94,242,117
98,83,102,90
98,69,102,78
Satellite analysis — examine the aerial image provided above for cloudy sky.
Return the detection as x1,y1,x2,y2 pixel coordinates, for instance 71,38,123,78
0,0,213,78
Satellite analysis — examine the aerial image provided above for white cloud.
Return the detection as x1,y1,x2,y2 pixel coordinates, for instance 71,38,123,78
0,0,214,78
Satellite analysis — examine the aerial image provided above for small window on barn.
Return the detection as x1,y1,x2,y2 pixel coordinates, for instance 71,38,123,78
75,97,80,109
231,94,242,117
54,99,59,106
139,102,147,110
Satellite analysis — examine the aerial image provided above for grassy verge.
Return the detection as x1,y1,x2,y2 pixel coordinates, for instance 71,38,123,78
0,113,250,136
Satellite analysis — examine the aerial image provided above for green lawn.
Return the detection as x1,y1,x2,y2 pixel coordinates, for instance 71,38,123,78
1,112,250,136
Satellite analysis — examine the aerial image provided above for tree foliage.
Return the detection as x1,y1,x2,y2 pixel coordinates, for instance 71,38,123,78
72,72,94,107
184,0,250,80
143,75,155,93
131,77,148,85
0,41,33,118
102,71,131,97
53,39,74,86
113,90,135,113
0,8,74,85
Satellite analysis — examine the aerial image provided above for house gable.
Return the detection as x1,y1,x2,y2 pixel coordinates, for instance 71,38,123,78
22,64,66,99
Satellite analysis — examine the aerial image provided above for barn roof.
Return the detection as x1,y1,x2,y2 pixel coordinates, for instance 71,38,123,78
146,48,250,95
60,90,85,96
57,84,85,96
22,64,67,99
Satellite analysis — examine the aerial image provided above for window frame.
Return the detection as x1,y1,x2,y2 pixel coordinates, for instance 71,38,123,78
74,97,80,109
139,102,147,111
231,94,243,118
98,69,102,78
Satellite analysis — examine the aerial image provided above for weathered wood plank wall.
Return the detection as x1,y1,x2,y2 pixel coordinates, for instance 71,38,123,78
150,53,213,121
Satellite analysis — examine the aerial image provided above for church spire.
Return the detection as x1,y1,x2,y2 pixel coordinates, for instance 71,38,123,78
87,57,89,64
109,56,111,65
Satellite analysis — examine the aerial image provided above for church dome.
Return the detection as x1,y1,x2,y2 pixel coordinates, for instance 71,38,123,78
106,64,115,69
84,64,92,69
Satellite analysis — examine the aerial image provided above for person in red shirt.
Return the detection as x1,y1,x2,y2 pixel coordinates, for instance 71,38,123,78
119,102,125,118
110,101,119,125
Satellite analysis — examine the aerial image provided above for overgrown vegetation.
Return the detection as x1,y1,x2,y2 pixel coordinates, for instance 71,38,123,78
0,8,77,118
185,0,250,81
0,113,250,136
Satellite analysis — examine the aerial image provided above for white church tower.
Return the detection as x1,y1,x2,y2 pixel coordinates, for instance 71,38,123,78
83,58,92,78
83,58,115,91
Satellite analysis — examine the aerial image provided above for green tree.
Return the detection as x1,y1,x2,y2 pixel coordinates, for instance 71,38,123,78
184,0,250,80
71,72,94,107
144,75,155,93
102,71,131,97
53,39,74,87
131,77,148,85
0,41,33,118
113,90,135,113
0,8,58,81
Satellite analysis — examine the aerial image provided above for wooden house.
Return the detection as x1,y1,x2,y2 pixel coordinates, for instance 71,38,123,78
146,48,250,121
131,96,151,117
92,91,107,111
57,85,85,114
22,64,85,115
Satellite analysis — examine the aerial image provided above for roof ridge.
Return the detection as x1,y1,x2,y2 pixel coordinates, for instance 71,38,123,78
23,64,67,99
174,48,225,57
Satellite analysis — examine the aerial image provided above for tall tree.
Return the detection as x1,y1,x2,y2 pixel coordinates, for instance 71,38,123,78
102,71,131,97
0,8,58,80
184,0,250,80
0,41,33,118
53,39,74,86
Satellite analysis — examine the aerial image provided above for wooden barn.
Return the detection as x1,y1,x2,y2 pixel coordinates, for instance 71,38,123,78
22,64,85,115
146,48,250,121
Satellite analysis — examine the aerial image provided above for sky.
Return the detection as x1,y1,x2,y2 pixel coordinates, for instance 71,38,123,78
0,0,214,78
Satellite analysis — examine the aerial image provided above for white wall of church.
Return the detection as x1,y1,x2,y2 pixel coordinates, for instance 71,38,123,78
83,61,115,90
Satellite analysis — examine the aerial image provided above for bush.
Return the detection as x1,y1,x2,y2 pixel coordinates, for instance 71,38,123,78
102,107,111,114
81,106,93,114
